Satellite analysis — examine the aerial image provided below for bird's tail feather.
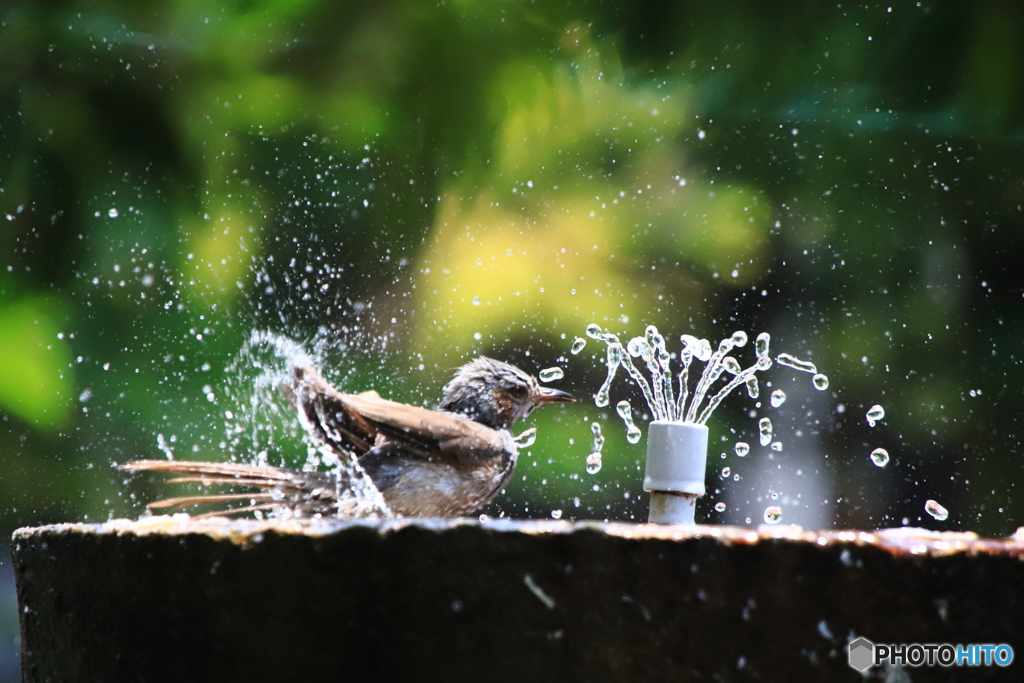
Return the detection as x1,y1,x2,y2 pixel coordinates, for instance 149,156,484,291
120,460,341,517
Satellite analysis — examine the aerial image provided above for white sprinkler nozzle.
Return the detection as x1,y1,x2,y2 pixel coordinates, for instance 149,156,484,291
643,421,708,524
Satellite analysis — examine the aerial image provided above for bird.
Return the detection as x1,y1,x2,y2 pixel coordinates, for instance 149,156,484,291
121,357,574,518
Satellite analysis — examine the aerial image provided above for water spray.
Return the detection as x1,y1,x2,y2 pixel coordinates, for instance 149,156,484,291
583,324,826,524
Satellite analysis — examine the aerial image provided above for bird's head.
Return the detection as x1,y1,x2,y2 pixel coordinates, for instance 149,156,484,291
438,357,574,430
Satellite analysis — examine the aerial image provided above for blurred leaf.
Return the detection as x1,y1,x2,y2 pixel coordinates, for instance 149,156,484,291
0,297,72,429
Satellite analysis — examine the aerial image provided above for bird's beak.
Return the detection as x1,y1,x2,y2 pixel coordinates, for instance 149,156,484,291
533,387,575,404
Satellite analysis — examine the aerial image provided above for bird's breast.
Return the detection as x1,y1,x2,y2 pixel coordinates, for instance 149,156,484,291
375,451,517,517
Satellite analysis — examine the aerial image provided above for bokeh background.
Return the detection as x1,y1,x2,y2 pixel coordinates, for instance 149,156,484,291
2,1,1024,676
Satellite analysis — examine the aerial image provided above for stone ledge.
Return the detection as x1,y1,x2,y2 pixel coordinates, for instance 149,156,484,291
14,518,1024,682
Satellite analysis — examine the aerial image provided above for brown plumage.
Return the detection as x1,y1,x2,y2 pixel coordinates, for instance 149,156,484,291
121,358,573,518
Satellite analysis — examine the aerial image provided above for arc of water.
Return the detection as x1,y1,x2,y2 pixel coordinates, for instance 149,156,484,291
593,341,622,407
685,338,735,423
696,363,761,425
610,333,662,420
641,346,668,421
674,346,692,421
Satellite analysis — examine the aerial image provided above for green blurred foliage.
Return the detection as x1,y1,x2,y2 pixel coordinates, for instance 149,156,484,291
1,0,1024,559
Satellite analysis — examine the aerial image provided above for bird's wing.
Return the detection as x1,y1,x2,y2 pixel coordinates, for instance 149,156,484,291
282,365,380,457
340,392,508,464
286,364,506,465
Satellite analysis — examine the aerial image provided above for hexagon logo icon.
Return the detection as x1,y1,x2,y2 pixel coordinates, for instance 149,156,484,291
848,637,875,671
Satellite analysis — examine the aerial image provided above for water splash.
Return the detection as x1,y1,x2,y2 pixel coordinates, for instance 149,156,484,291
615,400,642,444
539,367,564,382
585,421,604,474
776,353,817,374
925,499,948,521
156,433,175,461
583,324,831,459
222,330,390,519
514,427,537,448
758,417,773,447
866,404,885,427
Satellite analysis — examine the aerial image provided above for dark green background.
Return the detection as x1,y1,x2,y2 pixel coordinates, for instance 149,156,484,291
2,2,1024,674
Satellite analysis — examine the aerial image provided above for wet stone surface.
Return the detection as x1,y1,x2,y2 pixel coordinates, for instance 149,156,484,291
13,518,1024,682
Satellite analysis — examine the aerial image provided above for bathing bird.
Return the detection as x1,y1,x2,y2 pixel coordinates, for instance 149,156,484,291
121,358,573,518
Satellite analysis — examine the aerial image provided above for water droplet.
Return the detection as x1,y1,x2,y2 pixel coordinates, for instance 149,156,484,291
586,323,603,339
770,389,786,407
615,400,643,443
866,404,885,427
472,295,481,306
734,442,749,457
870,448,889,467
812,373,829,390
714,502,727,512
755,332,770,357
770,441,783,451
585,453,603,475
108,208,119,218
758,417,773,446
925,499,948,521
539,367,564,382
746,376,759,399
551,509,563,520
764,506,782,524
570,337,586,354
722,357,741,375
776,353,817,374
590,421,605,453
756,355,772,371
514,428,537,448
645,325,665,351
694,339,712,362
721,467,731,478
626,336,649,358
731,330,748,347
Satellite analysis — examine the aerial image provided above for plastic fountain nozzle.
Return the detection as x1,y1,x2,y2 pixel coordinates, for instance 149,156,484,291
643,421,708,524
